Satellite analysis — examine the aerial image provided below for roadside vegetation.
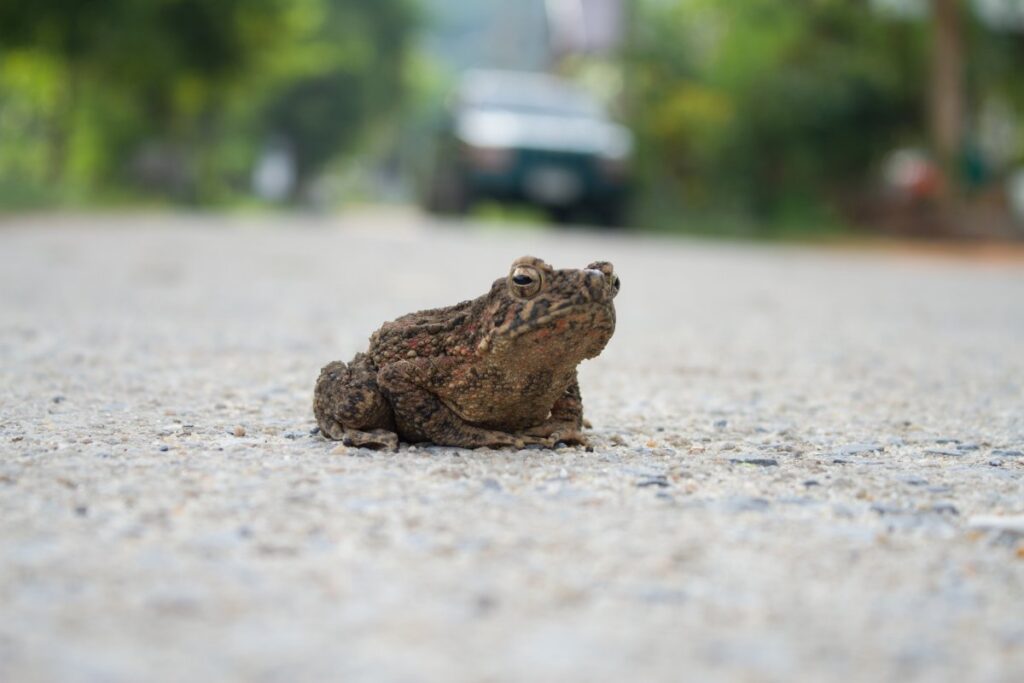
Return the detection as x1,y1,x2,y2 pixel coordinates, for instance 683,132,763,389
625,0,1024,237
0,0,418,207
1,0,1022,237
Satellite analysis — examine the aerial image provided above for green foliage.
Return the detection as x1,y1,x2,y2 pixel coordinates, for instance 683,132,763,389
262,0,418,187
629,0,928,232
0,0,418,205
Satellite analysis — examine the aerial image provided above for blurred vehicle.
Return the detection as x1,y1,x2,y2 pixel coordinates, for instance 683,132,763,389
421,70,633,225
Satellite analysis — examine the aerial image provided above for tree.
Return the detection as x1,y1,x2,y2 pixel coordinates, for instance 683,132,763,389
260,0,419,198
0,0,124,180
929,0,965,199
0,0,418,204
628,0,927,231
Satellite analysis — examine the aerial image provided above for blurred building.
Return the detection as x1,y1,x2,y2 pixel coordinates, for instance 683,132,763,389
422,0,625,71
546,0,625,58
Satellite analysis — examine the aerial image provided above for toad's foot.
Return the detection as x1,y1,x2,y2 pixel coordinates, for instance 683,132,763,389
522,420,589,448
341,428,400,451
316,413,399,451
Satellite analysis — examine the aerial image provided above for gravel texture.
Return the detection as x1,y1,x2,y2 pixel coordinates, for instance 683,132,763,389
1,210,1023,683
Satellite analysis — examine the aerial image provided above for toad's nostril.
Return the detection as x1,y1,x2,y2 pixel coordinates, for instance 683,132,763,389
581,270,606,301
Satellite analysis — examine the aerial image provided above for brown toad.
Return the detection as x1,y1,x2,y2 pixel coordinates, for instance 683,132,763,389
313,256,618,450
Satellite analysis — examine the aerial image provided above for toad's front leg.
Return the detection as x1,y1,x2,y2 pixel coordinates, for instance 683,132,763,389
521,374,588,446
378,359,553,449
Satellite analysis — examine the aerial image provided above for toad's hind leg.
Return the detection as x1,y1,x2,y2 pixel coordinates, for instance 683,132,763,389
378,359,552,449
313,354,398,450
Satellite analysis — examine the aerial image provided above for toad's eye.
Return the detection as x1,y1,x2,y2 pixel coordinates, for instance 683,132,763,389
509,265,543,298
612,275,620,291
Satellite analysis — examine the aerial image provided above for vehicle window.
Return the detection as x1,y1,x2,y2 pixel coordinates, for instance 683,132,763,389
459,75,603,118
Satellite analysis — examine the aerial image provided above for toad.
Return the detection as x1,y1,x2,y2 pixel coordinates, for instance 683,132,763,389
313,256,618,450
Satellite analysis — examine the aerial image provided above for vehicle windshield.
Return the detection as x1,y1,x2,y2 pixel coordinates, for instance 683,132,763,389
458,71,604,119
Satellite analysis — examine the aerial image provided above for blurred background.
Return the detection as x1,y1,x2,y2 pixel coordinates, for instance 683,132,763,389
1,0,1024,238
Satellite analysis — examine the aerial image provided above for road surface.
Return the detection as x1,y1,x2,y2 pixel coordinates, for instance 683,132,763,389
1,210,1023,682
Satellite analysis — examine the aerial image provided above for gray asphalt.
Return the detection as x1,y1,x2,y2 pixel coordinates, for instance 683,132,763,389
1,210,1023,683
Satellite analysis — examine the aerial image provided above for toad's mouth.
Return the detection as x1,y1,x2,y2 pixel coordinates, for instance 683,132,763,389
518,297,611,327
491,300,616,350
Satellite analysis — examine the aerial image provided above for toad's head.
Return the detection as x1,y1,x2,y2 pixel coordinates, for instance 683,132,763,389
479,256,618,362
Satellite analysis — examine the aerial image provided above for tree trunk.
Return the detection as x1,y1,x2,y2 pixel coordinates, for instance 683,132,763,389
930,0,965,202
47,63,80,185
